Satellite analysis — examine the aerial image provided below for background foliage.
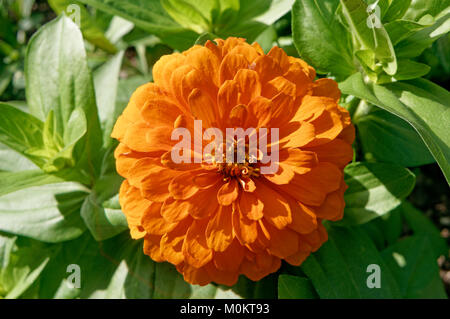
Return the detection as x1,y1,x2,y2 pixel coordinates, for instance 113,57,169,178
0,0,449,299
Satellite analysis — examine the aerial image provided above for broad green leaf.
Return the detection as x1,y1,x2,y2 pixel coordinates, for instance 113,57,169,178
382,0,411,22
403,0,450,22
48,0,117,53
0,170,67,197
0,102,45,167
93,51,124,147
395,11,450,58
300,226,402,298
292,0,355,79
0,235,52,299
340,73,450,185
80,192,127,241
253,0,295,25
400,202,448,258
161,0,211,33
105,16,134,44
0,183,88,243
355,106,434,166
77,0,199,50
278,275,318,299
340,0,397,75
339,162,416,225
392,59,431,80
0,143,37,172
382,236,447,298
361,206,403,249
384,20,429,45
25,15,103,177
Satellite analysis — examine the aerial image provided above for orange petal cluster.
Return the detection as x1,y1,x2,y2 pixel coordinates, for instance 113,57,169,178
111,37,355,286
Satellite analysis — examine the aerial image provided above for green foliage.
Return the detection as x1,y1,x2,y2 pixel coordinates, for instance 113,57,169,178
340,73,450,184
0,0,448,300
339,162,416,225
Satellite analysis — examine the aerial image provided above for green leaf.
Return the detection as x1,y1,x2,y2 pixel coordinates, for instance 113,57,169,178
80,192,127,241
300,226,402,298
0,102,45,167
384,20,429,45
48,0,117,53
278,275,318,299
292,0,355,79
382,0,411,22
77,0,199,50
361,206,403,249
400,202,448,258
161,0,211,33
395,11,450,58
382,236,447,298
392,59,431,80
0,143,37,172
0,183,88,243
355,105,434,167
340,0,397,75
339,162,416,225
25,15,103,177
402,0,450,22
93,51,124,147
340,73,450,185
0,235,52,299
252,0,295,25
0,170,67,197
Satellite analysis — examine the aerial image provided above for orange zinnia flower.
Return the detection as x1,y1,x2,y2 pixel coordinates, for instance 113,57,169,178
111,37,354,286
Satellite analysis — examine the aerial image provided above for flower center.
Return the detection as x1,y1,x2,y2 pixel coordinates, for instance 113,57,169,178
204,140,261,181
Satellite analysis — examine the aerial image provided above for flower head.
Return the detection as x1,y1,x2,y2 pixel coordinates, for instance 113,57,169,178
111,37,354,286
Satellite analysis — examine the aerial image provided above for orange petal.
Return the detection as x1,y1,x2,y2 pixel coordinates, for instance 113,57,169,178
128,159,177,202
278,162,342,206
205,262,239,286
152,53,186,90
288,200,318,234
240,251,281,281
212,239,245,272
141,202,176,235
232,205,258,245
187,186,220,219
123,122,173,152
217,80,239,121
143,234,164,262
188,88,218,128
140,98,181,126
206,205,233,252
219,53,248,84
179,263,211,286
217,179,239,206
254,180,292,229
119,180,149,239
160,218,192,265
312,78,341,101
185,46,220,87
238,191,263,220
283,62,312,97
169,171,200,200
305,138,353,168
183,218,213,268
264,221,299,258
234,69,261,105
161,197,191,222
